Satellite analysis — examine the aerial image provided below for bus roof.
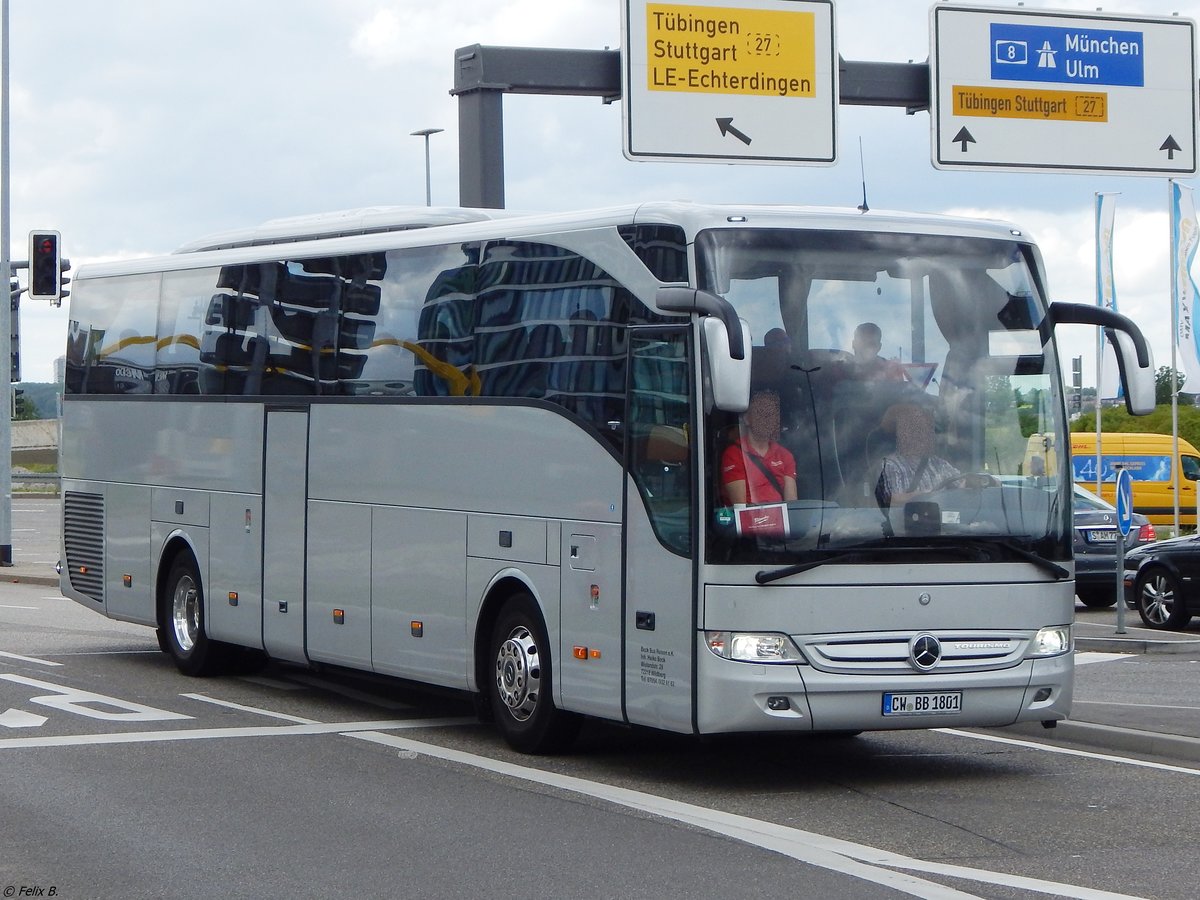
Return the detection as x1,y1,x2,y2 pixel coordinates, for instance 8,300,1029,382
172,206,525,253
77,201,1034,281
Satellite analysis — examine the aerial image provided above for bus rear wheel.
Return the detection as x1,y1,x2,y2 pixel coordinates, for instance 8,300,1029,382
489,594,579,754
161,554,229,676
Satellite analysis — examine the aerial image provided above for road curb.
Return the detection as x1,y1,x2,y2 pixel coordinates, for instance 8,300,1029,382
1006,720,1200,765
5,574,59,587
1076,635,1200,655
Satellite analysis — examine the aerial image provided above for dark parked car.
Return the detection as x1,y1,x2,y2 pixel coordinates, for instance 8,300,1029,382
1074,484,1155,608
1123,533,1200,629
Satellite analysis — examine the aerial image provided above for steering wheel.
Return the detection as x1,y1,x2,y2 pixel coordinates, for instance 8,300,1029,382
933,471,1001,491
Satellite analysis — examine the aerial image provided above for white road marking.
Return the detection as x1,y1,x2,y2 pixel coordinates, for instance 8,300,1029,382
180,692,320,724
0,674,191,722
1074,699,1200,712
0,717,475,751
938,728,1200,776
0,708,49,728
0,605,39,610
348,731,1143,900
1074,651,1135,665
0,650,61,667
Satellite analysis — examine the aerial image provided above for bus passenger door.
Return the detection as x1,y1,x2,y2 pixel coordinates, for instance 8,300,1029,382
262,408,309,663
623,328,696,734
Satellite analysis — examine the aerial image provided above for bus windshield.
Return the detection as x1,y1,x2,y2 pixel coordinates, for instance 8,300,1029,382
697,227,1070,567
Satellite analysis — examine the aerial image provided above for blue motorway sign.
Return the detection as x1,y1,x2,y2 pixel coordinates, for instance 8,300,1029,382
990,23,1144,87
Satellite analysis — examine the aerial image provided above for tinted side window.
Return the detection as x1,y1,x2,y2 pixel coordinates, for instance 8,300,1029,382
462,240,664,444
619,224,689,283
157,267,219,395
400,244,479,397
65,273,161,395
197,253,385,395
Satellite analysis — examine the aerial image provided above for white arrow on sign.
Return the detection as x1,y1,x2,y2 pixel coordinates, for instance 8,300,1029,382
0,708,49,728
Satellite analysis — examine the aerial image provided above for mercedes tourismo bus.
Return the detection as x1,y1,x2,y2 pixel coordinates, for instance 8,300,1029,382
59,202,1155,752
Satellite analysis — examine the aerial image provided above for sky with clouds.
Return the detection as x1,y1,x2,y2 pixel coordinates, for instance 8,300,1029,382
8,0,1200,385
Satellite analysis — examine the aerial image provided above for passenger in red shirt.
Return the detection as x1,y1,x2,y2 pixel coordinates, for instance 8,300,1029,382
721,390,798,505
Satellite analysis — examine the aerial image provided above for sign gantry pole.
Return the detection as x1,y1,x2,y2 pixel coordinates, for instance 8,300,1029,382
0,0,13,568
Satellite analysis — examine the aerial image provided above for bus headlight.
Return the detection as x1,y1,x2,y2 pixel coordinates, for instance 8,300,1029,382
1030,625,1072,657
705,631,805,664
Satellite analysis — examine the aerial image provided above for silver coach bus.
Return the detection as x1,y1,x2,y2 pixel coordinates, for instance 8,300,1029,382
59,202,1154,752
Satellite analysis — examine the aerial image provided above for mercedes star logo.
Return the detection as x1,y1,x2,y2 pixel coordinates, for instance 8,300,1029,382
910,634,942,671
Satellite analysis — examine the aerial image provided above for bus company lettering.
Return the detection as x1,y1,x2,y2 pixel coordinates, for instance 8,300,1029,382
646,3,817,99
639,646,677,688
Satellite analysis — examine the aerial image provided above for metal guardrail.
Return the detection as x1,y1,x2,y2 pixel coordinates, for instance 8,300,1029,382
12,472,60,488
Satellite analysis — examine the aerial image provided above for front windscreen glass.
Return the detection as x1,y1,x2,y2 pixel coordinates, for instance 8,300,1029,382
697,227,1070,567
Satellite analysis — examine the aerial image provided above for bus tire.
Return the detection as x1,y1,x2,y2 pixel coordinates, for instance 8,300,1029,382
489,593,579,754
161,554,228,676
1135,567,1191,630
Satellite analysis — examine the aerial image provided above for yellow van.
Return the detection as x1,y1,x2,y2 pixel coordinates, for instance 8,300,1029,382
1069,432,1200,529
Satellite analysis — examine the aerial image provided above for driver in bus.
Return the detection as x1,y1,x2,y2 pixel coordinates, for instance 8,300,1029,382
843,322,907,383
874,403,959,509
721,389,798,505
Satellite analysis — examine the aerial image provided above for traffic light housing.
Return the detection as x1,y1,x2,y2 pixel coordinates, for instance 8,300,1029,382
29,230,62,302
9,280,18,383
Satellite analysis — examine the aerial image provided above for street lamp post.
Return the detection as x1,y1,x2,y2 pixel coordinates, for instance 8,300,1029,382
410,128,444,206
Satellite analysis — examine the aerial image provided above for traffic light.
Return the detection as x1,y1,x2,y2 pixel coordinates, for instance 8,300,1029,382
9,282,18,383
29,230,62,302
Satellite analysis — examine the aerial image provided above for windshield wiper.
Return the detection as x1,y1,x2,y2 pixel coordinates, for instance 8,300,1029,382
755,543,969,584
754,538,1069,584
960,537,1069,580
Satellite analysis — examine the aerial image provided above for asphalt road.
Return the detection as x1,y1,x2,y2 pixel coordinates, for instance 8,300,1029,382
5,497,1200,898
2,578,1200,900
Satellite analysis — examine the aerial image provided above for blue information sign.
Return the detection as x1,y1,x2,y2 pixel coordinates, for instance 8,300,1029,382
1115,468,1134,538
990,23,1145,87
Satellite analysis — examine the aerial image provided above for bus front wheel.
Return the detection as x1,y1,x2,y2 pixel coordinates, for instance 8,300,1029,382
161,554,228,676
489,594,579,754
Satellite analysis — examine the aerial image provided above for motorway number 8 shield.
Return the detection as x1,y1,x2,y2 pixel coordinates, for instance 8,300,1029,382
882,691,962,716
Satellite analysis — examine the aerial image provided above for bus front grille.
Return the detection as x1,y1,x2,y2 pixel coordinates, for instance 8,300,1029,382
802,631,1028,674
63,491,105,602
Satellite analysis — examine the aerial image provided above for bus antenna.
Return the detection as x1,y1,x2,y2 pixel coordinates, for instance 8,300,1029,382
857,138,870,213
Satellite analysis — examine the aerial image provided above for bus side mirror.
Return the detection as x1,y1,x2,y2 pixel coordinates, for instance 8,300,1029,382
703,316,751,412
1046,302,1155,415
1106,327,1155,415
656,286,751,412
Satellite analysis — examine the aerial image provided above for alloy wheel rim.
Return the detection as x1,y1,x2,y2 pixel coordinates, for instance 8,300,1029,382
172,575,200,653
1142,575,1173,626
495,625,541,722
